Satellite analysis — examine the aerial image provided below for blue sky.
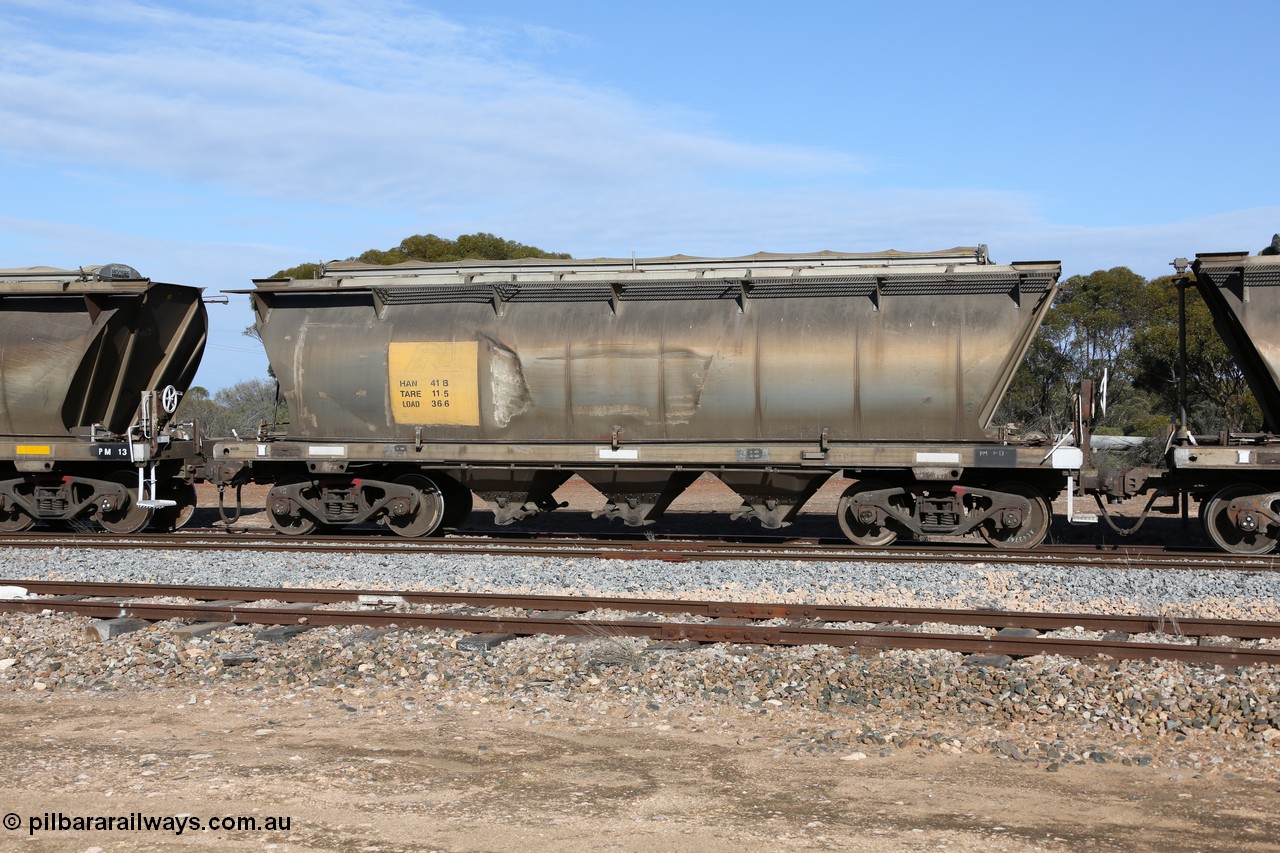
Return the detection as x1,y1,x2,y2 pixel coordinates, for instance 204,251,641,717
2,0,1277,390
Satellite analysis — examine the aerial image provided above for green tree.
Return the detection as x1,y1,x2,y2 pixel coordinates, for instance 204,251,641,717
997,267,1166,436
214,378,288,437
358,232,571,265
1039,267,1163,386
174,385,220,433
272,232,570,278
254,232,572,373
1129,275,1261,433
270,261,324,280
996,336,1075,435
175,379,287,439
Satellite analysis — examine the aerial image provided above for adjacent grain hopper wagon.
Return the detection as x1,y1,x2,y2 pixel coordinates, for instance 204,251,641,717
0,264,207,532
212,247,1081,547
1168,251,1280,553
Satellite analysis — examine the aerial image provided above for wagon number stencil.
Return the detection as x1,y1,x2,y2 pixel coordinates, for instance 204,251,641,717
387,341,481,427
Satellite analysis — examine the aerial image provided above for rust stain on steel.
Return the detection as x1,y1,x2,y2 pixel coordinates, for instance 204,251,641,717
11,579,1280,639
597,551,688,562
5,596,1280,666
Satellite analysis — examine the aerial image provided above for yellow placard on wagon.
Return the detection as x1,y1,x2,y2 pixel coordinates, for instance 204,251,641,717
388,341,480,426
16,445,51,455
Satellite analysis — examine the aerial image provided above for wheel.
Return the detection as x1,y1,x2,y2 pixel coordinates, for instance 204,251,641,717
387,474,445,538
0,502,36,532
267,484,319,536
98,472,154,535
268,507,318,536
150,482,197,532
437,475,473,529
978,482,1050,550
1201,484,1278,555
837,480,903,546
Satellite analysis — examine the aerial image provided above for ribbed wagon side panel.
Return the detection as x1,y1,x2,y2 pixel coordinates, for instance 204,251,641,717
253,251,1060,445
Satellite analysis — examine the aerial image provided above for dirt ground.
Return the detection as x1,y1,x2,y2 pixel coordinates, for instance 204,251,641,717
5,477,1257,851
1,691,1276,852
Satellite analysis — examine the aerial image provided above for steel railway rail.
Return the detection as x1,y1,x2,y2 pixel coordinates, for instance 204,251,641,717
0,530,1277,572
2,580,1278,666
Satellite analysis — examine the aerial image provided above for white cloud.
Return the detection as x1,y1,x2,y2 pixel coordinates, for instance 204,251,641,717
0,212,280,388
0,1,864,212
3,2,1276,390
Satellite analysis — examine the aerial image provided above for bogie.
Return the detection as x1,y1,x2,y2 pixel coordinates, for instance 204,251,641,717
835,478,1051,550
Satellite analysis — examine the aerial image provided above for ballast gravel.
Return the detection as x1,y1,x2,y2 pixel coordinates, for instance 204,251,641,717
4,547,1280,619
2,545,1279,781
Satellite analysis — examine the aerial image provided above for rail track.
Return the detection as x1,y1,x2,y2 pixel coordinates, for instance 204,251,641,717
1,528,1277,573
2,580,1277,667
